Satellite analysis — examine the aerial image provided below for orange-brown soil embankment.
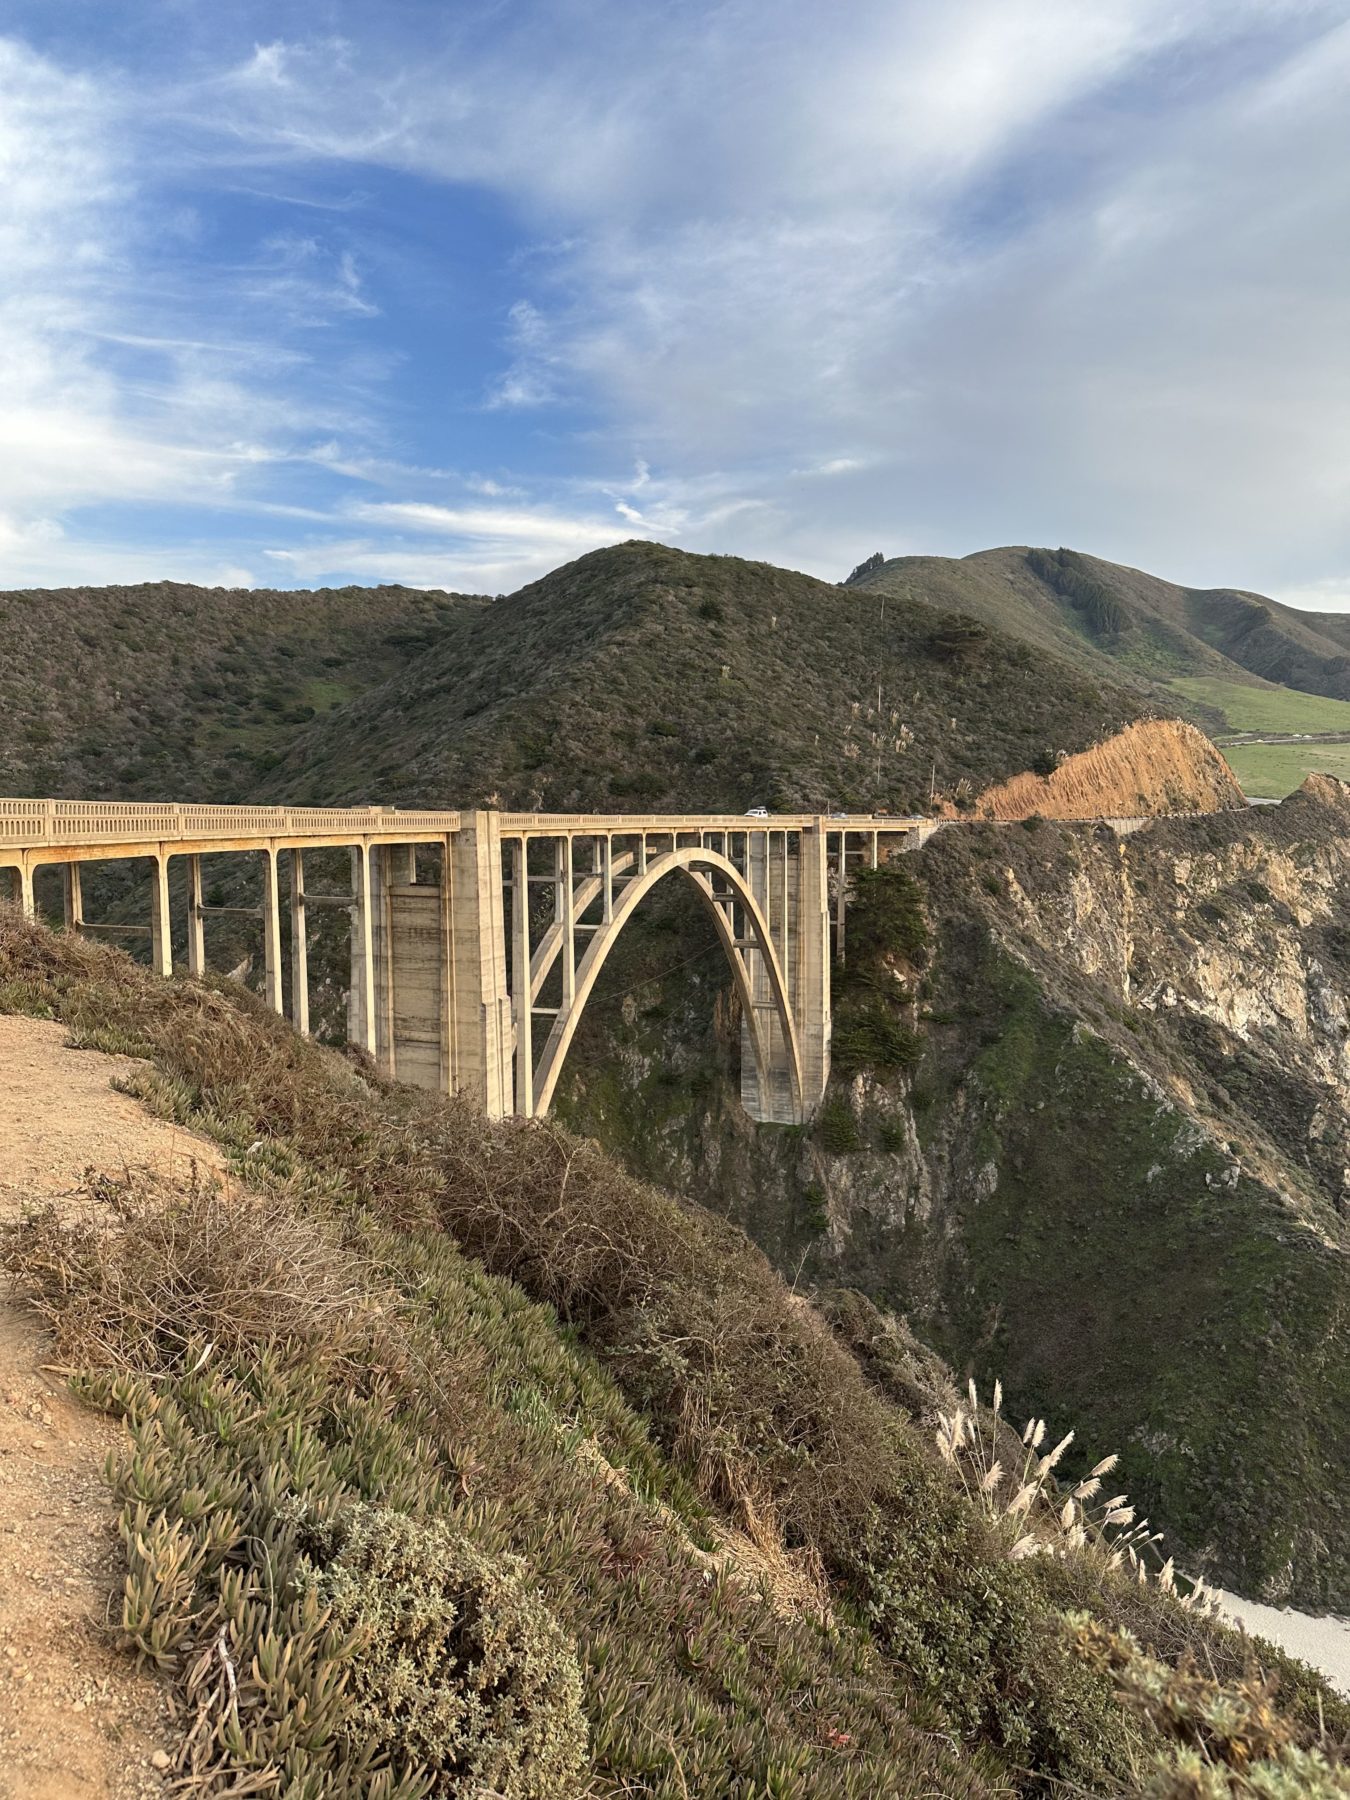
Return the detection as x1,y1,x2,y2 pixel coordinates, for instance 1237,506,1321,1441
956,718,1246,822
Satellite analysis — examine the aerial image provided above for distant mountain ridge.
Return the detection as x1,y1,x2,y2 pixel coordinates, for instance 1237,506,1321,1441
849,545,1350,715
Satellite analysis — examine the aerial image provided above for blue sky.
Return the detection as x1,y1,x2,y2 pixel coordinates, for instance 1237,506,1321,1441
2,0,1349,602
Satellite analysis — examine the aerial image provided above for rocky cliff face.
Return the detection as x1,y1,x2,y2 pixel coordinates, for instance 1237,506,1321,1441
554,778,1350,1609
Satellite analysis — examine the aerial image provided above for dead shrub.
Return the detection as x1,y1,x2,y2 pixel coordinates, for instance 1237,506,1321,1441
2,1167,376,1373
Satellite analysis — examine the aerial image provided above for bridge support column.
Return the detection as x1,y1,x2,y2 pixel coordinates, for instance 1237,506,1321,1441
261,848,283,1015
17,862,35,921
369,846,394,1075
185,856,205,975
796,825,832,1113
833,832,847,964
150,855,172,976
511,838,534,1117
348,844,377,1058
447,812,511,1118
61,862,83,934
741,829,798,1123
290,850,309,1037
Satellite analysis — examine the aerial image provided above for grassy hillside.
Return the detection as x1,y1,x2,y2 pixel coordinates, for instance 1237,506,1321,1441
1167,677,1350,737
1164,677,1350,798
260,541,1156,816
0,579,486,802
853,544,1350,710
3,909,1347,1797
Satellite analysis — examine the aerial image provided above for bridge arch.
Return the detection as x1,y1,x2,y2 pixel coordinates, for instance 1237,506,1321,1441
529,843,805,1122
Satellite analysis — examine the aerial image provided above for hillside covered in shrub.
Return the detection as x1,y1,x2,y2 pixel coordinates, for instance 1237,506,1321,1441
0,580,484,802
3,909,1346,1797
256,541,1158,817
0,543,1165,820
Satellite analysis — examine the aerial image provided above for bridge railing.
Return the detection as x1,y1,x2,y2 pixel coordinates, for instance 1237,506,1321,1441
0,799,462,851
494,812,926,832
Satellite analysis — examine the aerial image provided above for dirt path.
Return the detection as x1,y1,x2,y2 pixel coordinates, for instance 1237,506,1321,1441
0,1016,227,1799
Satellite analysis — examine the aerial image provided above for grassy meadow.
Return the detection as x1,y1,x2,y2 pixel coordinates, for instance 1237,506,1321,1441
1223,739,1350,799
1168,677,1350,737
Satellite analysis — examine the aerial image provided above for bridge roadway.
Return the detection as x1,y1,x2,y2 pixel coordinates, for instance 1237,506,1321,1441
0,799,932,1125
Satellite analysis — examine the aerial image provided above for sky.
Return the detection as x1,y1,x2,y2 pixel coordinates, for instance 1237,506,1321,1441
1,0,1349,603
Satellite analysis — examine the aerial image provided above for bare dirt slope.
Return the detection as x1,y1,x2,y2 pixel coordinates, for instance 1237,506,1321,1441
0,1017,226,1799
958,717,1246,820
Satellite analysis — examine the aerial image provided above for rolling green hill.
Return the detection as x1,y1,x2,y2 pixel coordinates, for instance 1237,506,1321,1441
257,540,1158,816
850,545,1350,707
848,545,1350,796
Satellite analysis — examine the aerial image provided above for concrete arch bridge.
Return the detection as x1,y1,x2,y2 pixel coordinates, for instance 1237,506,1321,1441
0,800,931,1125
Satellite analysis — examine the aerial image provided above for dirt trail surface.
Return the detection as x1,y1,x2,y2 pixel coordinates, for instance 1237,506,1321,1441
0,1016,226,1799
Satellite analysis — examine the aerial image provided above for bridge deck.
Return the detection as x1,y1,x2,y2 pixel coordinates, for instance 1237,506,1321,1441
0,798,924,860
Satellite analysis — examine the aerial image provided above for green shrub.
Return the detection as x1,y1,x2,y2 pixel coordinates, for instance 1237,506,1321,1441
832,999,921,1078
844,865,928,971
1027,548,1127,637
843,552,886,586
300,1506,588,1800
816,1095,862,1153
927,620,989,661
876,1115,910,1153
801,1182,830,1233
1072,1615,1350,1798
608,770,664,802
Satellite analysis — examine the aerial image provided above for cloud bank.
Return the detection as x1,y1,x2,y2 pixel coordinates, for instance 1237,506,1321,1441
1,2,1348,601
